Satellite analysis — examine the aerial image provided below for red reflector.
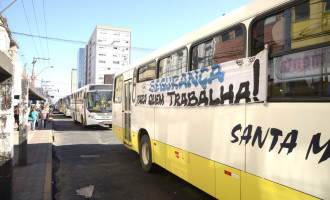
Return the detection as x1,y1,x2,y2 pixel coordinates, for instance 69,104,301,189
175,151,179,155
176,155,180,158
154,143,157,146
224,170,232,176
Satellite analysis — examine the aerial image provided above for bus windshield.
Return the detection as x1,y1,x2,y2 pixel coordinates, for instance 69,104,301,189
87,91,112,112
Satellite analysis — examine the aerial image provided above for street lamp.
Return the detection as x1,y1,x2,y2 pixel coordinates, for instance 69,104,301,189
36,66,54,77
31,66,54,87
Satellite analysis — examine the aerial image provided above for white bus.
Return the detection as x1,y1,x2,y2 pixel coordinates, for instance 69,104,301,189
56,96,71,117
112,0,330,199
70,84,113,128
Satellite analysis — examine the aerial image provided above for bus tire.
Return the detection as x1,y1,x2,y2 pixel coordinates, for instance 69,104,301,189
139,134,154,172
81,116,88,128
73,114,78,124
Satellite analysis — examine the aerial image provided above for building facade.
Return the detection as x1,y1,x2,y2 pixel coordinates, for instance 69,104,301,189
77,48,85,89
87,25,131,84
71,69,77,93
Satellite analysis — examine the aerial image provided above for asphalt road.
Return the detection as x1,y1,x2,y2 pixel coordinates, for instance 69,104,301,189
52,112,216,200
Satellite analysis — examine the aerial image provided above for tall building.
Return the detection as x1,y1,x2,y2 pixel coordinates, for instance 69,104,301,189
71,69,77,93
87,25,131,84
77,48,85,89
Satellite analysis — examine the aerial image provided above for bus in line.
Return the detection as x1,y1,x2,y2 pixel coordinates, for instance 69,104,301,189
70,84,113,128
112,0,330,199
56,95,71,117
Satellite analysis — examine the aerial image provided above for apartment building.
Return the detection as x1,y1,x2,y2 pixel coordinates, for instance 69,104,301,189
87,25,131,84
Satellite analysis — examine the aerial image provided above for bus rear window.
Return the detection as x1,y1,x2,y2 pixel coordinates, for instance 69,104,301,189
251,0,330,100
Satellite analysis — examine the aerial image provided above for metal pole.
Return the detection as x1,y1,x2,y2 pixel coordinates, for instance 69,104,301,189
0,0,17,15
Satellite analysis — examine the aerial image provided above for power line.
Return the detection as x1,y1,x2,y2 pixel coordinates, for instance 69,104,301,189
42,0,50,62
12,31,157,52
31,0,45,59
20,0,39,57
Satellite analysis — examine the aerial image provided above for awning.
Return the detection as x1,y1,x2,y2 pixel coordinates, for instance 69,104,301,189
29,85,46,100
0,52,14,82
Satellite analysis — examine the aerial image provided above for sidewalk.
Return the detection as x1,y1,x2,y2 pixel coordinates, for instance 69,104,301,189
13,118,53,200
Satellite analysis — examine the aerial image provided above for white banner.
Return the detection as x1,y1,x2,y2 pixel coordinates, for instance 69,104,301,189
136,48,268,107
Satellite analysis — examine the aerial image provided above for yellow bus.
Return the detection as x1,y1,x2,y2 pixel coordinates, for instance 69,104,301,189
112,0,330,199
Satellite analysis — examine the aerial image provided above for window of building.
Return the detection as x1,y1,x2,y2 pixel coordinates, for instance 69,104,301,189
113,61,120,64
251,0,330,100
99,52,106,56
99,60,106,64
325,0,330,13
159,48,187,78
113,53,119,57
191,26,244,70
294,1,310,22
99,46,105,49
113,46,119,50
99,29,107,34
114,75,123,102
114,31,120,36
138,61,156,82
98,38,106,43
122,32,130,37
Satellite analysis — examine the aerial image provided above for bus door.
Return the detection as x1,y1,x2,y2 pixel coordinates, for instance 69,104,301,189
123,79,132,146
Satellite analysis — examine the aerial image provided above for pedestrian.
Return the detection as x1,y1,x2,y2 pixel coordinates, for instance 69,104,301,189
39,106,48,129
14,104,19,131
30,107,39,131
45,105,50,123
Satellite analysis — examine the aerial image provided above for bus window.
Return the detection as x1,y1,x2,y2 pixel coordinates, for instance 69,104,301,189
138,61,156,82
158,48,187,78
251,0,330,100
114,75,123,103
191,26,245,70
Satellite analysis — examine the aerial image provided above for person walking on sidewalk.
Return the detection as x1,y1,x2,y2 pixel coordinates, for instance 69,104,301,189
30,107,39,131
14,104,20,131
39,106,48,129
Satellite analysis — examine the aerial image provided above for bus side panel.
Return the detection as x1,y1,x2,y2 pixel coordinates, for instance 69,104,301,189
154,106,246,171
131,131,139,153
113,103,124,143
131,106,155,140
215,163,240,200
151,139,166,168
245,103,330,199
241,172,320,200
165,145,216,197
113,125,124,143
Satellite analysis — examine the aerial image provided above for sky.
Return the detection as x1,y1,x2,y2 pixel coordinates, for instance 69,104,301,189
1,0,252,100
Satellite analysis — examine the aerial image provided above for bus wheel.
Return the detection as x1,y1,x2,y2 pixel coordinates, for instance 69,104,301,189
139,134,154,172
73,114,78,124
81,116,87,128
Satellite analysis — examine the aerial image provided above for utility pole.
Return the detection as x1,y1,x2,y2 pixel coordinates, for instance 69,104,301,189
31,57,50,88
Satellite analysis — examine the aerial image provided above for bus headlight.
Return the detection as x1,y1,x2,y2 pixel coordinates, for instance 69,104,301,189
89,113,96,119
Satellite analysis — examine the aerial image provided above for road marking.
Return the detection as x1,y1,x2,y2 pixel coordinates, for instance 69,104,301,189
43,131,53,200
80,155,101,158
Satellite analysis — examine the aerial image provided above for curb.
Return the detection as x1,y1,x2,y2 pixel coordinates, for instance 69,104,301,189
43,129,53,200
